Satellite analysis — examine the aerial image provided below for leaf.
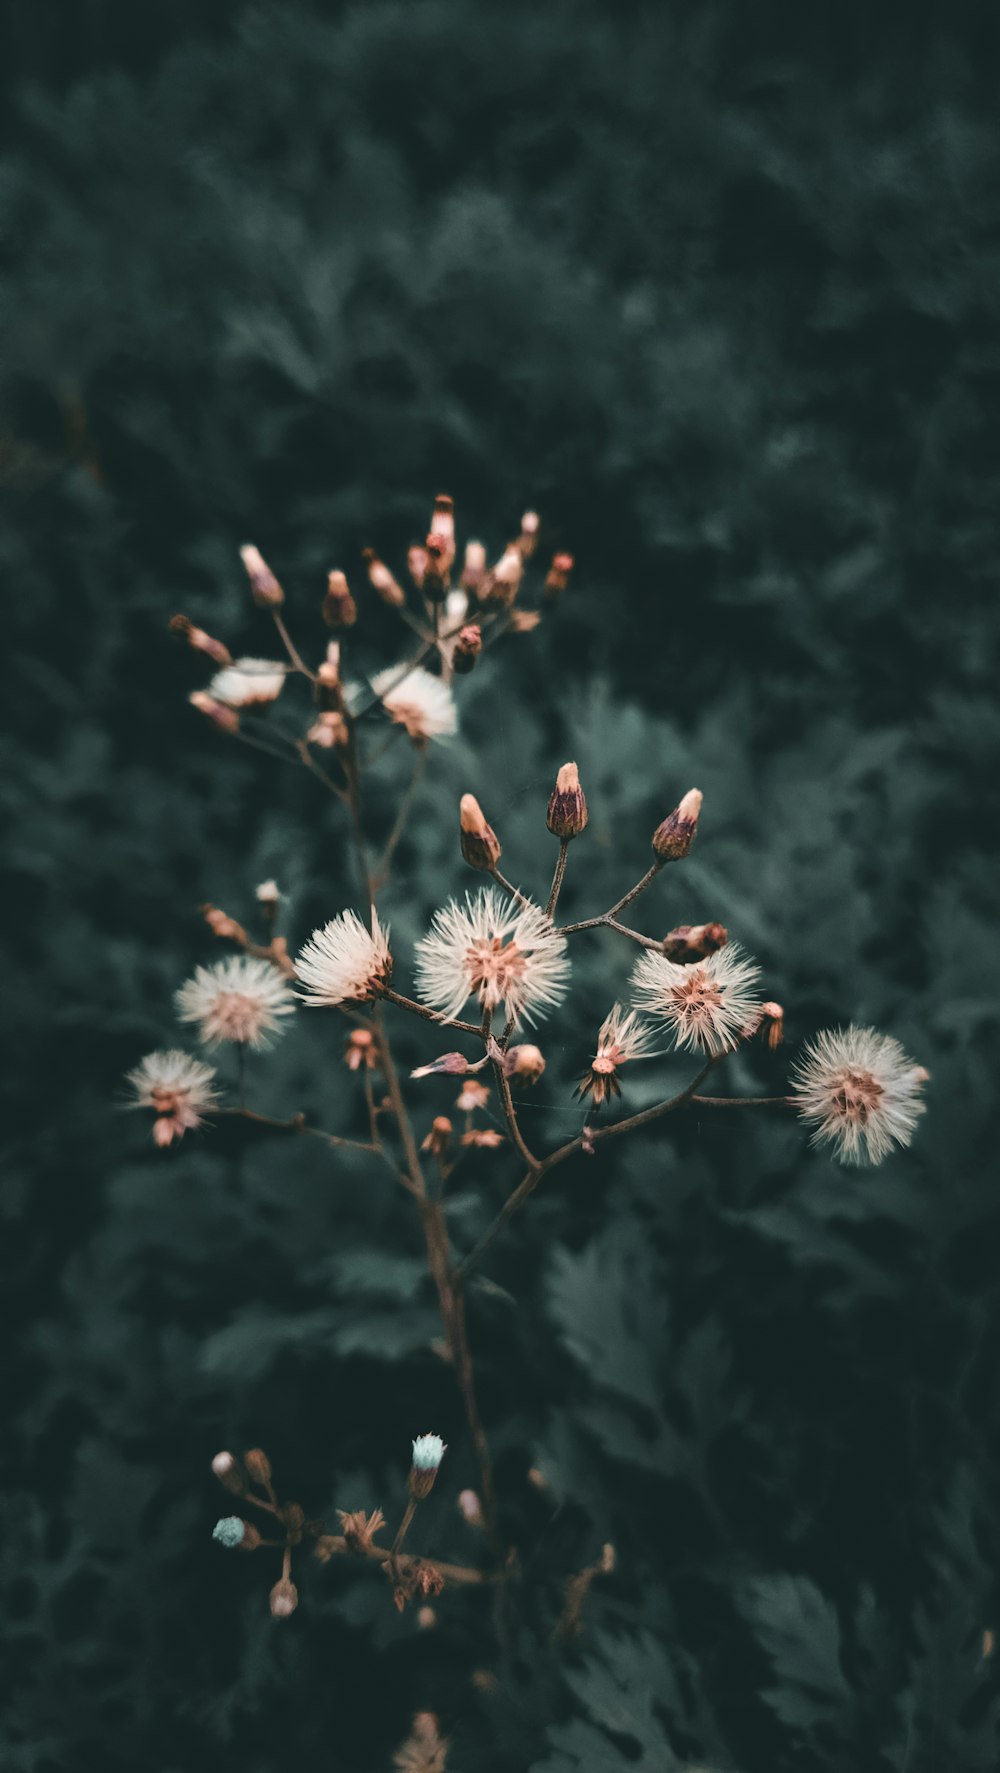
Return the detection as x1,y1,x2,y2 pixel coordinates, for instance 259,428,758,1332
739,1574,852,1742
547,1221,667,1413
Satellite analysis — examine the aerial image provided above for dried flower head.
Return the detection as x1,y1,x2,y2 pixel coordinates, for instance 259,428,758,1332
208,658,286,708
452,624,482,674
459,794,501,871
295,909,392,1007
505,1043,546,1083
661,921,728,963
371,665,457,742
544,551,574,597
362,547,406,608
791,1025,929,1166
169,614,232,666
415,888,570,1027
189,690,240,733
630,943,763,1057
652,788,703,860
455,1078,490,1111
323,569,357,628
126,1049,219,1145
307,711,349,748
547,761,588,839
394,1711,449,1773
337,1507,386,1552
345,1028,378,1071
269,1577,298,1618
240,544,284,608
213,1517,248,1550
410,1052,472,1080
577,1005,657,1106
461,1128,505,1149
176,956,295,1049
421,1116,453,1157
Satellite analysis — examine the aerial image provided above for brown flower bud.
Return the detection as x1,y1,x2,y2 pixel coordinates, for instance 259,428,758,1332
201,904,247,944
508,608,541,633
410,1051,473,1079
269,1577,298,1618
547,761,588,839
661,921,728,963
461,1128,505,1150
421,1116,453,1157
458,1489,484,1527
316,656,343,712
243,1448,272,1486
169,614,232,667
452,624,482,674
322,569,357,628
211,1450,245,1494
459,793,501,871
362,548,406,608
407,543,429,589
417,1605,437,1630
239,544,284,608
429,494,456,568
505,1044,546,1084
759,1002,785,1049
306,711,349,748
345,1028,377,1071
189,691,240,734
519,509,540,557
544,551,574,598
460,539,487,593
652,788,702,861
422,534,450,602
455,1078,489,1113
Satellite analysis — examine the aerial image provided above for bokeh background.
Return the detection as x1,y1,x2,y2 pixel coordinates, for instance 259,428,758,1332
3,4,999,1769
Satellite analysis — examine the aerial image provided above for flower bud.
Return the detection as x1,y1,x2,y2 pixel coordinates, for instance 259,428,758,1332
269,1578,298,1618
759,1002,785,1050
211,1450,244,1494
169,614,232,667
455,1078,489,1113
458,1489,484,1527
459,794,501,871
661,922,728,963
410,1051,473,1079
508,608,541,633
461,540,487,593
505,1044,546,1084
652,788,702,861
462,1128,504,1149
240,544,284,608
547,761,588,839
322,569,357,628
519,509,540,557
243,1447,272,1486
189,691,240,734
409,1433,447,1499
421,1116,453,1157
429,494,456,568
407,543,429,589
362,548,406,608
306,711,349,748
201,904,247,944
316,658,343,713
452,624,482,674
544,551,574,598
417,1605,437,1630
422,534,450,602
255,879,281,907
345,1028,377,1071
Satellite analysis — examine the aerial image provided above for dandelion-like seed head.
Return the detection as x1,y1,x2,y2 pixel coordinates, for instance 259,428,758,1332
414,888,570,1028
371,665,457,742
791,1025,928,1167
295,909,392,1007
209,657,287,708
175,956,296,1049
577,1004,656,1106
412,1434,446,1472
630,942,763,1057
126,1048,219,1145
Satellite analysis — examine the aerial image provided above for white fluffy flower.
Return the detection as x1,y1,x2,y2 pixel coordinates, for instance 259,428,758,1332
295,909,392,1006
411,1433,447,1472
578,1004,657,1106
209,657,287,707
175,956,295,1048
414,888,570,1027
370,664,457,741
126,1048,218,1146
791,1025,928,1166
630,942,763,1057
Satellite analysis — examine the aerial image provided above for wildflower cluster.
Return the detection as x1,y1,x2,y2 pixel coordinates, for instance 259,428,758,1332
127,492,928,1629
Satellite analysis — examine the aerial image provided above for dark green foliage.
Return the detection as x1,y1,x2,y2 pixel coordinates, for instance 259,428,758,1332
3,4,999,1770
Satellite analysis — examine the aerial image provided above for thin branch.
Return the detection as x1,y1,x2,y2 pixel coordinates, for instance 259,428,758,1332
689,1094,796,1109
559,860,665,937
215,1105,380,1158
381,987,484,1039
372,745,428,886
545,838,571,917
490,868,530,907
271,610,316,680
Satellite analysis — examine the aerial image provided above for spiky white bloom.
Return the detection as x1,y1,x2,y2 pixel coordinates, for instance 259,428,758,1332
295,908,392,1006
578,1004,657,1105
414,888,570,1027
630,942,763,1057
208,657,287,708
370,664,457,741
175,956,295,1048
411,1434,446,1472
126,1048,219,1145
791,1025,928,1167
